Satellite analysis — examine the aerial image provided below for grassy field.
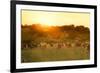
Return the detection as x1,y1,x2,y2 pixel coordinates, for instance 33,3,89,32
21,24,90,63
21,47,90,63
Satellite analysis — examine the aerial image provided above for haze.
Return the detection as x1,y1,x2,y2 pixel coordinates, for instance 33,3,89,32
21,10,90,28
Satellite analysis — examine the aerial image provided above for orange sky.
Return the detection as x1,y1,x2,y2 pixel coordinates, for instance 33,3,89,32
21,10,90,28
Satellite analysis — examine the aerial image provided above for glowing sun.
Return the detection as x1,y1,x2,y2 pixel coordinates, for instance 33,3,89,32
38,17,54,26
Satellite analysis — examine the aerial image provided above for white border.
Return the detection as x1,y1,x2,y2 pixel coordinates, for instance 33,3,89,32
16,4,94,69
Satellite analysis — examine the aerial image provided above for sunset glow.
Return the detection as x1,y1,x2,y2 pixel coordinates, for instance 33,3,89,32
21,10,90,28
38,16,53,26
21,10,90,63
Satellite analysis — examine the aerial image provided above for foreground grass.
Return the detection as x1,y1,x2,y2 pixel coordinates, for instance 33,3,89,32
21,47,90,63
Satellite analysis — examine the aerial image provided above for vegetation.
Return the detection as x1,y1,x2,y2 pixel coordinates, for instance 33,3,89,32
21,24,90,63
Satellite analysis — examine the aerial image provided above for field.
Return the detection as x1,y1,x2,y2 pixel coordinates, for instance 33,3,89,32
21,47,89,62
21,24,90,63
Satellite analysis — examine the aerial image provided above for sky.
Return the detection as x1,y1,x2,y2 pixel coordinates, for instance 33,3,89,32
21,10,90,28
